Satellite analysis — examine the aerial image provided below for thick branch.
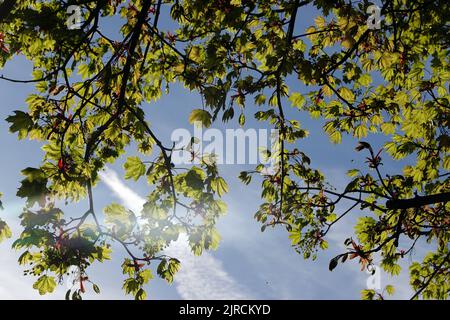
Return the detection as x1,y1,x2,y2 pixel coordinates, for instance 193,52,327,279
386,192,450,210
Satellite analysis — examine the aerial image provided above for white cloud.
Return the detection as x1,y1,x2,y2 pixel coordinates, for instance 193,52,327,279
99,167,253,299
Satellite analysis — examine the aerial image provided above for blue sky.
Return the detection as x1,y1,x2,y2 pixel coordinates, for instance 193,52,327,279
0,2,418,299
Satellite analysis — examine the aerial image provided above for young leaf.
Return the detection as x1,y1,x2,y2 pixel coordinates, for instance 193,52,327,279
124,156,146,181
189,109,212,128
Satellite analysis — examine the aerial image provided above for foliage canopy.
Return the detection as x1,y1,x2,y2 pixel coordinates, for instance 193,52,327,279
0,0,449,299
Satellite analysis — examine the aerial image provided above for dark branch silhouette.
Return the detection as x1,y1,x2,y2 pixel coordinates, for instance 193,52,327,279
386,192,450,210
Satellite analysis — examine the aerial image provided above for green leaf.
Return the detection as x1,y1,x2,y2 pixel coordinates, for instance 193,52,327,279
211,177,228,196
188,46,203,63
205,227,221,250
361,289,375,300
238,171,252,185
289,93,306,109
339,87,355,103
329,256,339,271
385,285,395,295
254,94,266,106
293,39,306,52
5,111,33,139
0,219,12,242
93,284,101,294
135,288,147,300
157,258,180,283
33,275,56,295
78,63,90,79
141,269,153,283
239,113,245,126
329,130,342,144
288,229,301,245
189,109,212,128
16,170,48,208
347,169,360,177
185,167,205,190
103,203,135,236
123,277,140,294
357,74,372,86
345,178,360,192
124,156,146,181
381,122,396,135
354,125,368,139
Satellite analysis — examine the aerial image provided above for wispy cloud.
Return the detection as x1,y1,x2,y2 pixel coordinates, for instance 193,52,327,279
99,167,253,299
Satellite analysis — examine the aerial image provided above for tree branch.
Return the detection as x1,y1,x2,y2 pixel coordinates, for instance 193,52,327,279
386,192,450,210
